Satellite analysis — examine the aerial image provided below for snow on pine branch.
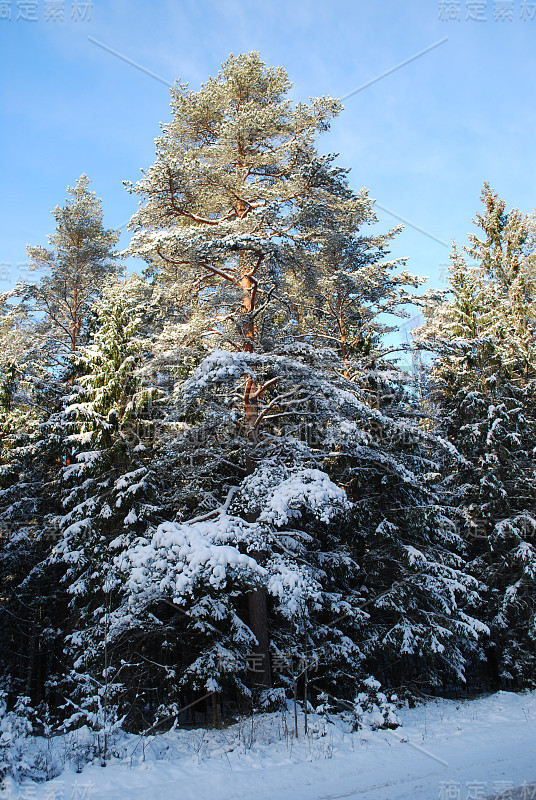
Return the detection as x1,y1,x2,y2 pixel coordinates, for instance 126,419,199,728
239,464,350,527
119,516,266,608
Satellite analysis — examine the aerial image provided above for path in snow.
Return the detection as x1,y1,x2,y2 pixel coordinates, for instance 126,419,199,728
6,690,536,800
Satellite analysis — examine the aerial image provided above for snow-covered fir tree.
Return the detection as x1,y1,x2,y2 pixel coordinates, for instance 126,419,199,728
0,294,66,708
52,280,162,730
1,177,120,716
417,184,536,687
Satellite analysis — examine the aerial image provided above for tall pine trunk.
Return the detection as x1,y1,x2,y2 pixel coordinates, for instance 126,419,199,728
247,588,271,688
238,245,271,689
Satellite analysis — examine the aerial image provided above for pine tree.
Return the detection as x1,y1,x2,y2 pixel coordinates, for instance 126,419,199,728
287,198,420,373
119,53,484,712
125,51,349,690
23,175,120,359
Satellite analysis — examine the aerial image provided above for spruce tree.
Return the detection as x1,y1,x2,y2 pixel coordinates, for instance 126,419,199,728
0,295,65,709
1,176,120,716
418,184,536,687
53,280,162,730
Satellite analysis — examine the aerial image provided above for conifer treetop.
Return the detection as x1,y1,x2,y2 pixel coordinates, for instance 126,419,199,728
127,52,342,232
23,175,120,355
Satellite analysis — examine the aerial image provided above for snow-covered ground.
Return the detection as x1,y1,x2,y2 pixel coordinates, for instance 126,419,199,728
3,690,536,800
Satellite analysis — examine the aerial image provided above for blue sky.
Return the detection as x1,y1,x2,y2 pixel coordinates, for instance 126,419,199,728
2,0,536,340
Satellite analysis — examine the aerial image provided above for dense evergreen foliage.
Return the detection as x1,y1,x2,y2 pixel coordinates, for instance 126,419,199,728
1,55,534,739
417,185,536,688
